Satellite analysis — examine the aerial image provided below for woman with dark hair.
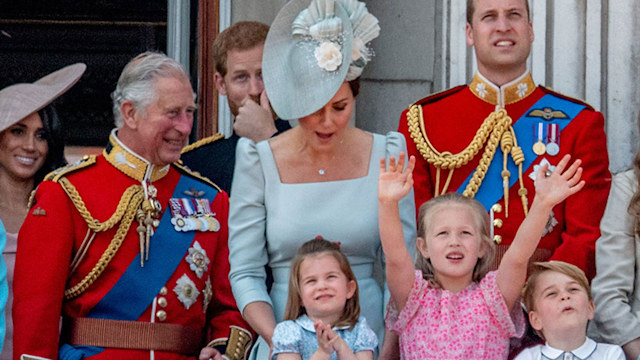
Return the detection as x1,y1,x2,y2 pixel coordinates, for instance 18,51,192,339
32,105,67,185
0,63,85,359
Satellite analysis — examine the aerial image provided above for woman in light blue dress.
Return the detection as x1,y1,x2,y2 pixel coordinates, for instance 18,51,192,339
228,0,416,358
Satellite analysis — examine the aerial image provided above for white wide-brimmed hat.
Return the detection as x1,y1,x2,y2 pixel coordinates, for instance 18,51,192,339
263,0,380,120
0,63,86,133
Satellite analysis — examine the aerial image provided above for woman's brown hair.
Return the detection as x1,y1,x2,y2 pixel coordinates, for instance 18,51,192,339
283,237,360,329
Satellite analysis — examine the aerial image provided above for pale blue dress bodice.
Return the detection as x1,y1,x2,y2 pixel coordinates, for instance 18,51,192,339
228,131,416,358
271,315,378,360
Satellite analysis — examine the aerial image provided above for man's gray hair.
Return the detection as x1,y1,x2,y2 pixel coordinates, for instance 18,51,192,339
111,51,190,127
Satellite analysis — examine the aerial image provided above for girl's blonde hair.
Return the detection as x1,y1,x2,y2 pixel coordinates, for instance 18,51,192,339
416,193,496,287
283,237,360,328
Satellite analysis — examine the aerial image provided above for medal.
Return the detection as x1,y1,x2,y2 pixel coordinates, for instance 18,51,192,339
197,216,210,231
533,141,546,155
532,122,546,155
546,123,560,156
208,216,220,232
170,197,220,232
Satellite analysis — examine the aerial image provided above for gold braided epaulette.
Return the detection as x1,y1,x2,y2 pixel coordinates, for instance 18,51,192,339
44,155,97,183
181,133,225,154
173,161,223,193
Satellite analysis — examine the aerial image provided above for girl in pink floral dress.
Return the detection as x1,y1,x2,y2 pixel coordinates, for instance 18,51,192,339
377,153,585,359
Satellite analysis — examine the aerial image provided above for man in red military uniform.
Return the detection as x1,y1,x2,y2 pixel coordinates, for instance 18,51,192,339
13,52,252,360
398,0,610,280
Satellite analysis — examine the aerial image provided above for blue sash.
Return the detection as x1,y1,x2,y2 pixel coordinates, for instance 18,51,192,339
457,94,586,211
60,174,218,359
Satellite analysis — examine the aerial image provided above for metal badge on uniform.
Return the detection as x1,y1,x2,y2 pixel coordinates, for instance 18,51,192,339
183,187,205,198
532,122,546,155
173,274,200,310
527,107,568,121
529,158,556,181
546,123,560,156
542,210,559,237
32,207,47,216
202,277,213,313
186,241,210,278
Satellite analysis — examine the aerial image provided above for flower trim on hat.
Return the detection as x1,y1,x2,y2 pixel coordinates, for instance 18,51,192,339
315,41,343,72
292,0,380,80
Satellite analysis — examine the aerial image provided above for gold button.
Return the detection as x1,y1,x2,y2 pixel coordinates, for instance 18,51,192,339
159,287,167,296
156,310,167,321
491,204,503,213
157,297,167,308
82,155,89,160
493,219,503,228
494,235,502,244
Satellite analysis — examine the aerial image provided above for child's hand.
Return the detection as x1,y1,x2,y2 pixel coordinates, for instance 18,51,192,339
533,154,585,208
314,320,354,359
315,320,336,356
198,346,224,360
379,153,415,203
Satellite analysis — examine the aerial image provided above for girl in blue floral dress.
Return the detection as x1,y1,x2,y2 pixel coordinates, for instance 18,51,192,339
271,238,377,360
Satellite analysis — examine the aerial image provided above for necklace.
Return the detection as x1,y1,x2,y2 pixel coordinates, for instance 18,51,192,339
316,149,340,176
303,133,345,176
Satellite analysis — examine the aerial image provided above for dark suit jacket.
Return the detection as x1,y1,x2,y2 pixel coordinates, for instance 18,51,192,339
181,119,291,195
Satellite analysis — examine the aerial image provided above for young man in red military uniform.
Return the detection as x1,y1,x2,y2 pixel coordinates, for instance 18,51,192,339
398,0,610,280
13,52,252,360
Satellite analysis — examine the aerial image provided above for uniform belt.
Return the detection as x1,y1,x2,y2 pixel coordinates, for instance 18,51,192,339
62,317,202,355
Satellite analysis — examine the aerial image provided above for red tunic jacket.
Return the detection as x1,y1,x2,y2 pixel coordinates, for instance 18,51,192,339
13,133,251,360
398,72,611,279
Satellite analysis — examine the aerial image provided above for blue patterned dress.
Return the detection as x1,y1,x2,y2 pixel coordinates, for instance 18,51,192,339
272,315,378,359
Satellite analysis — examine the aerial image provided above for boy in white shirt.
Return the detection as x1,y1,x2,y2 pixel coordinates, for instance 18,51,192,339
515,261,624,359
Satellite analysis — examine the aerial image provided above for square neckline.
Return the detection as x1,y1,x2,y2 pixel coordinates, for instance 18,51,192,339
260,132,380,185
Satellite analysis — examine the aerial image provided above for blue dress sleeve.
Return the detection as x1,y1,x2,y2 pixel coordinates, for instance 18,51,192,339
228,138,272,313
351,317,378,353
271,321,303,359
382,131,417,310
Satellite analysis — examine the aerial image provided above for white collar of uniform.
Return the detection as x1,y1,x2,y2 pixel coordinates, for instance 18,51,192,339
541,337,597,359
